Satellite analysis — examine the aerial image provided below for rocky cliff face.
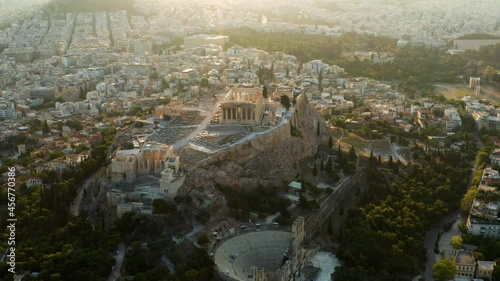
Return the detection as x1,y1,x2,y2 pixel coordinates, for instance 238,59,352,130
180,94,328,194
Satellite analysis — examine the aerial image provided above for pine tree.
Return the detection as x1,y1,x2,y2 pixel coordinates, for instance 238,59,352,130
79,87,86,100
368,150,375,168
348,146,356,161
328,136,333,149
327,222,333,236
262,85,268,99
318,68,324,91
338,225,343,241
280,95,291,110
337,143,343,165
325,158,332,173
378,155,382,165
388,155,393,168
317,121,320,136
42,120,50,134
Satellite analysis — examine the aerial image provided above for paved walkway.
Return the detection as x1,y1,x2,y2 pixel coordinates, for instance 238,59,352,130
172,92,231,152
107,243,125,281
69,168,104,217
438,214,461,259
424,209,461,281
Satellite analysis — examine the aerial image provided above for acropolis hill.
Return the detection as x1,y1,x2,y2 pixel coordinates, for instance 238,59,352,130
179,88,327,194
108,85,327,200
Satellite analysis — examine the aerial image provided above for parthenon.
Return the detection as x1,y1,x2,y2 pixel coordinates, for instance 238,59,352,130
219,86,266,124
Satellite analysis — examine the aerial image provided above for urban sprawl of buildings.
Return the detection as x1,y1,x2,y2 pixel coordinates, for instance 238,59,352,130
1,1,500,280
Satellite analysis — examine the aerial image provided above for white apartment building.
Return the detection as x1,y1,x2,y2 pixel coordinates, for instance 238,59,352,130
467,199,500,239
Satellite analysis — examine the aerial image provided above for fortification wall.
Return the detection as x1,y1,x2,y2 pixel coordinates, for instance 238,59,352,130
195,118,292,168
180,94,324,192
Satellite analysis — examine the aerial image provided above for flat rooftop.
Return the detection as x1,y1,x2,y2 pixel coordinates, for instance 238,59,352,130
143,142,171,150
477,260,495,270
116,149,141,155
455,250,475,265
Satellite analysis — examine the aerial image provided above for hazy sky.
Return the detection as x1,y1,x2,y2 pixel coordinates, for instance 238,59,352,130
1,0,499,28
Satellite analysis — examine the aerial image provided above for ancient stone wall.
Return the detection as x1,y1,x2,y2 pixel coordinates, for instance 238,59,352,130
180,93,324,192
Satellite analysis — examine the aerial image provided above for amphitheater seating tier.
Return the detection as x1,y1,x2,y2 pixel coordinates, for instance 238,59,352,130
214,231,292,281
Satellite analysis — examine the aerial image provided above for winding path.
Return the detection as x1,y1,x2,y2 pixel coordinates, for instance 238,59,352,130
424,209,461,281
107,243,126,281
69,168,105,217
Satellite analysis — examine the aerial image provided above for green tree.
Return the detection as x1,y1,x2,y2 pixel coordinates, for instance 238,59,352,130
197,233,210,245
200,77,209,87
328,136,333,149
149,71,159,79
185,269,200,281
461,188,477,213
318,68,325,91
280,95,291,110
477,151,490,166
262,85,268,99
161,97,171,105
152,199,176,214
348,146,356,161
79,87,87,100
492,263,500,280
325,158,333,173
485,66,496,83
49,150,65,160
65,119,84,131
335,120,346,129
450,235,463,250
42,120,50,134
433,109,444,118
433,259,456,281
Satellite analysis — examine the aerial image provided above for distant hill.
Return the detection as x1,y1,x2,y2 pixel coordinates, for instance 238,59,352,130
456,33,500,40
43,0,140,15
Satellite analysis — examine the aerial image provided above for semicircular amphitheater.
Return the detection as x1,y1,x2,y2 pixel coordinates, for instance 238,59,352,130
213,217,318,281
214,231,291,280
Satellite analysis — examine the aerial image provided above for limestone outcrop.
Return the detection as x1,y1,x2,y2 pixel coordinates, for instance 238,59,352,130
180,94,328,194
